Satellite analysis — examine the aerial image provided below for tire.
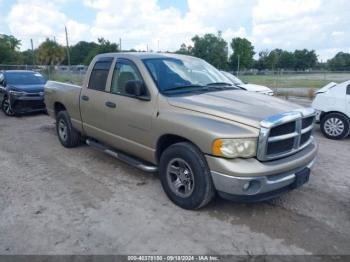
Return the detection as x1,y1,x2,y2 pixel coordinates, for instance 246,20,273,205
159,142,215,210
56,111,81,148
320,113,350,140
1,96,15,116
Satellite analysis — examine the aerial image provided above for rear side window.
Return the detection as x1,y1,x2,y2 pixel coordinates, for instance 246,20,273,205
347,85,350,95
88,58,113,91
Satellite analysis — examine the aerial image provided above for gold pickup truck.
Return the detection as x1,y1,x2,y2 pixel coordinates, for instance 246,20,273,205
44,53,318,209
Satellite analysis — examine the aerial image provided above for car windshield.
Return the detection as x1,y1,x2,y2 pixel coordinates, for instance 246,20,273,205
6,72,46,85
221,71,244,85
143,56,234,93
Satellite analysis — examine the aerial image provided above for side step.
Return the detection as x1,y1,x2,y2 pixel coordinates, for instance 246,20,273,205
86,139,158,173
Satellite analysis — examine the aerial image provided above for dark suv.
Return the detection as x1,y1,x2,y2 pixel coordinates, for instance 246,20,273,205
0,70,47,116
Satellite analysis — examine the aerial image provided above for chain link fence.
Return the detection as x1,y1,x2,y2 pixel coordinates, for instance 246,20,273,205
2,64,350,98
0,64,87,85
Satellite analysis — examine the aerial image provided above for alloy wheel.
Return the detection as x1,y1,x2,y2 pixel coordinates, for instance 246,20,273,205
166,158,195,198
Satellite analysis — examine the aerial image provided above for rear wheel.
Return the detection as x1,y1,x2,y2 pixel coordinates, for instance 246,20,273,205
321,113,350,140
1,97,15,116
159,142,215,210
56,111,81,147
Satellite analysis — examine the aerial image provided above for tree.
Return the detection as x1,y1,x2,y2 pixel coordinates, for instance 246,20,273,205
20,50,36,65
69,41,98,65
191,33,228,69
294,49,317,70
266,49,282,70
37,38,65,65
0,34,22,64
327,52,350,71
175,43,193,55
255,50,269,70
84,38,119,65
230,37,255,70
278,50,295,69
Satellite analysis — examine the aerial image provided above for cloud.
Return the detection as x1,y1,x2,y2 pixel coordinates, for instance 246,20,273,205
251,0,350,60
7,0,90,49
5,0,350,60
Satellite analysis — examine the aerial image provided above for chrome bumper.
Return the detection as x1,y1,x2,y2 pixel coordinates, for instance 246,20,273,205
211,158,316,197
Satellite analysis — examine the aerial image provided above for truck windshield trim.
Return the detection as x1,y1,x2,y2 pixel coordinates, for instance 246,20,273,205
142,57,234,94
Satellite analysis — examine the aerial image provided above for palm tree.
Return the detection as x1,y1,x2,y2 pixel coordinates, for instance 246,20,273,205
37,38,65,65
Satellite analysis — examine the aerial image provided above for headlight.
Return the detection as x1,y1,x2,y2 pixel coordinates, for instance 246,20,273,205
212,138,257,158
9,90,26,96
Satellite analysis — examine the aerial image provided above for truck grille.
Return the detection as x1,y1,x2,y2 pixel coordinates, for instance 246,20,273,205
257,108,315,161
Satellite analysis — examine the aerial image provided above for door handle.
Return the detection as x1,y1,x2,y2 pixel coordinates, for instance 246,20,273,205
105,101,116,108
81,95,89,101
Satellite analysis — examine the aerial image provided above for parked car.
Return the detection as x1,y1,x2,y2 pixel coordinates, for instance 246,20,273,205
221,71,274,95
312,80,350,140
45,53,317,209
0,70,46,116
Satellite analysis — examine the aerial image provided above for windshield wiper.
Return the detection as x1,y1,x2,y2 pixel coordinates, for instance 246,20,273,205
163,84,205,92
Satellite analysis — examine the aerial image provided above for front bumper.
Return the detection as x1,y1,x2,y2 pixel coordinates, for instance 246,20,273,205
9,95,45,114
206,142,318,202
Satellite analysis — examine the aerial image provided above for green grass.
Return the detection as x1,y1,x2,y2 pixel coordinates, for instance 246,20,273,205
45,74,84,86
240,72,350,89
239,75,331,89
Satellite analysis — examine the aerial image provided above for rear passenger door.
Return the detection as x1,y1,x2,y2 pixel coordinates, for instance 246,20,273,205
101,58,157,160
80,57,114,142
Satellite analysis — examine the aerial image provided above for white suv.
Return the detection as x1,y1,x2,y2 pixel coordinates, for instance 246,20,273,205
312,80,350,140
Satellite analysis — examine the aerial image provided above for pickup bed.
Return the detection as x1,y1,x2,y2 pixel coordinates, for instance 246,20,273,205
45,53,318,209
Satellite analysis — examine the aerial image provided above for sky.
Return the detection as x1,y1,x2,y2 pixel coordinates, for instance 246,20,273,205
1,0,349,61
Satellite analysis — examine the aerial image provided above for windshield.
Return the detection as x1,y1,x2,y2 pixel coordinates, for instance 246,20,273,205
221,71,244,85
143,56,233,93
6,72,46,85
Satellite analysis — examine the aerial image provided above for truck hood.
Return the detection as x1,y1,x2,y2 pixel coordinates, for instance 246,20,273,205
167,90,302,128
315,82,337,94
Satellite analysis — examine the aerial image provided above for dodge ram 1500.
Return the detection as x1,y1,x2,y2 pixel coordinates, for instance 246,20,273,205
45,53,318,209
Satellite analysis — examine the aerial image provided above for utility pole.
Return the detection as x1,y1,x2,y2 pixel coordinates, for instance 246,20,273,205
147,44,149,52
119,38,122,52
65,26,71,70
30,39,35,66
237,54,240,76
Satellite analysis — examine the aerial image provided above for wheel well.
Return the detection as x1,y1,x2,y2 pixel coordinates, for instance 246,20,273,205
320,111,350,122
156,134,192,162
54,102,66,116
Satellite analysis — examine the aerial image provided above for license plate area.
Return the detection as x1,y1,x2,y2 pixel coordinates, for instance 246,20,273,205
291,168,310,189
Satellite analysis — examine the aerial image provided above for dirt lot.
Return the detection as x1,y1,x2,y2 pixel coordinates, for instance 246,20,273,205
0,104,349,255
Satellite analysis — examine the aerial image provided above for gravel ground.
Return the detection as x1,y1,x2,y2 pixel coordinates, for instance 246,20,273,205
0,104,349,255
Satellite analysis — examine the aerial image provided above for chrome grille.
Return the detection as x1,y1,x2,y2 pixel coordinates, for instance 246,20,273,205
257,108,315,161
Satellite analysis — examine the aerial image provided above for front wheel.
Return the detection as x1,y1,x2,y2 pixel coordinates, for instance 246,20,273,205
321,113,350,140
56,111,81,148
1,97,15,116
159,142,215,210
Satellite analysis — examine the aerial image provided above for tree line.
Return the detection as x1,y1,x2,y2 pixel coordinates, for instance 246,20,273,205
1,33,350,71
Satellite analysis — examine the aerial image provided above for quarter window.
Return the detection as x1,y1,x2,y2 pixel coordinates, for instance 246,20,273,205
88,58,113,91
111,60,142,95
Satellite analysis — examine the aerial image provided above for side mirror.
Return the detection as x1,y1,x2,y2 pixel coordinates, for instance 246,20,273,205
125,80,149,100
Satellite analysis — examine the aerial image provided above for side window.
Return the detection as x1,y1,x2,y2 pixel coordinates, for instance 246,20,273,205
111,60,142,95
347,85,350,95
88,58,113,91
